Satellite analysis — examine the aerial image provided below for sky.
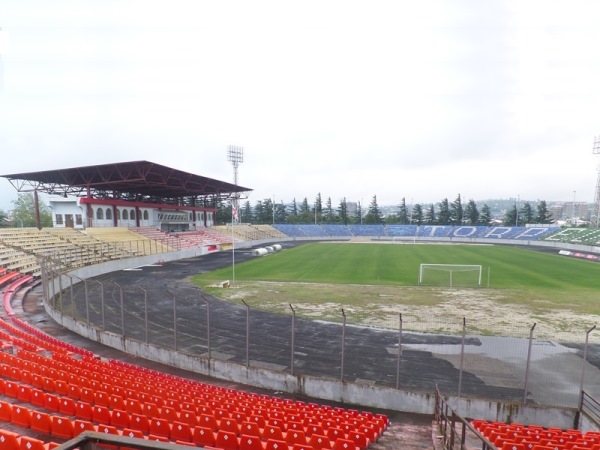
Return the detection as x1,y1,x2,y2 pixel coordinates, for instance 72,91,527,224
1,0,600,212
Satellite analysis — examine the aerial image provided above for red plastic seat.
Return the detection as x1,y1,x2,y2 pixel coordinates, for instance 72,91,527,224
31,410,52,434
111,409,131,428
92,405,112,424
0,429,21,450
215,429,240,450
130,413,150,434
333,438,359,450
18,435,54,450
149,418,171,439
239,434,266,450
193,426,216,448
11,405,32,428
171,421,193,443
287,429,309,447
51,415,75,439
310,434,333,450
264,439,288,450
73,419,97,437
263,424,286,441
75,401,93,421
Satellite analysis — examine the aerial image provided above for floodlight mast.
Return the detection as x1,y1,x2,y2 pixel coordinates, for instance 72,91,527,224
593,137,600,227
227,145,244,224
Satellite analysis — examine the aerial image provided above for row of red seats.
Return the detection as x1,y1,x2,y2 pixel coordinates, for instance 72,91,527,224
0,428,58,450
8,349,386,437
473,420,600,450
0,272,387,449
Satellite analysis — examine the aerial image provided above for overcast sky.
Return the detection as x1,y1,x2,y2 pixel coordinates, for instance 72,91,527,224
1,1,599,212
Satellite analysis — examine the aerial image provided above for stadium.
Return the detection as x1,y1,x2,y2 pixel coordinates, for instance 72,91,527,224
0,160,598,449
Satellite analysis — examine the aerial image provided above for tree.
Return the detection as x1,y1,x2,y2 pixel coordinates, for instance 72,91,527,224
9,194,52,228
412,204,423,225
241,201,252,223
424,204,436,225
354,201,363,225
463,199,479,225
299,197,311,223
313,193,323,224
364,195,383,224
0,209,7,227
520,202,534,225
397,198,409,224
324,197,336,223
503,204,518,226
437,198,451,225
337,198,349,225
535,200,553,224
478,204,491,225
287,198,299,223
450,194,463,225
274,201,287,224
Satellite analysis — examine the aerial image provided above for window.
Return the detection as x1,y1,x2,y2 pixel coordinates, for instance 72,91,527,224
116,209,121,220
130,209,135,220
96,208,104,220
106,208,112,220
122,209,129,220
143,210,149,220
75,214,83,225
55,214,64,225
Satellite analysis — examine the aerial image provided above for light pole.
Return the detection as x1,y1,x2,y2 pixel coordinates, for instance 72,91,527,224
272,195,275,225
572,190,576,225
515,195,520,226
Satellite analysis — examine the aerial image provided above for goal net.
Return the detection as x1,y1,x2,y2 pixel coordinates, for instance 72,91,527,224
418,264,483,287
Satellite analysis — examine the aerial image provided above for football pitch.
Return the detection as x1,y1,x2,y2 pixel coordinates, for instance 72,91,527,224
191,242,600,333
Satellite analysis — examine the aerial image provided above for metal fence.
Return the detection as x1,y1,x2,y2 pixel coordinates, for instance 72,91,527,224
43,268,600,410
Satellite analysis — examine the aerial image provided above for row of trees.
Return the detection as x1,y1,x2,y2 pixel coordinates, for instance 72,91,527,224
0,192,553,228
218,194,554,226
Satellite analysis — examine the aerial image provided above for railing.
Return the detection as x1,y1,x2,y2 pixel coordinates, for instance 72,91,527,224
54,431,197,450
434,387,496,450
579,390,600,429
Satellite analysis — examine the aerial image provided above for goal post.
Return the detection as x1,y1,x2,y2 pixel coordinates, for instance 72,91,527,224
418,264,483,287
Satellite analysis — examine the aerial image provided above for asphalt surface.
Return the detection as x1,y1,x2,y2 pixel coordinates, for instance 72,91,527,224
56,242,526,401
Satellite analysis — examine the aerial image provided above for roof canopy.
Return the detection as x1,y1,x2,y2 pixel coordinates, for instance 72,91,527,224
1,161,251,204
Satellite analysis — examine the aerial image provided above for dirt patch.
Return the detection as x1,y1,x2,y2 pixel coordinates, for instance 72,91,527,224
212,281,599,341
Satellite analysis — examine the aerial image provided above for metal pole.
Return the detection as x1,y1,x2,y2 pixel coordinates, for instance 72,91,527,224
138,286,148,344
579,325,597,396
396,313,402,389
66,275,75,320
289,304,296,375
458,317,466,397
58,271,64,315
94,280,105,331
242,300,250,368
167,290,177,351
203,295,211,359
113,282,125,336
341,309,346,382
523,322,536,404
83,278,89,324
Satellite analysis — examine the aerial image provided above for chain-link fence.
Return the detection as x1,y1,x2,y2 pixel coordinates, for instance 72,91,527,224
46,272,600,410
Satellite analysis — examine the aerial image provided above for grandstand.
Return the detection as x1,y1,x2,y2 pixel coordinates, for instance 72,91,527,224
2,162,600,448
0,221,599,448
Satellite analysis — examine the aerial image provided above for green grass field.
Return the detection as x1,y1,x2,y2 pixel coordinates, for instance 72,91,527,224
191,242,600,317
193,242,598,288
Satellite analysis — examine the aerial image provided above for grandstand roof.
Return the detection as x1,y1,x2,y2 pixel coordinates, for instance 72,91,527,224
1,160,251,202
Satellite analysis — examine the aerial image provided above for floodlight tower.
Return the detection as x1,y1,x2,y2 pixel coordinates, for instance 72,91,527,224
593,137,600,227
227,145,244,224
